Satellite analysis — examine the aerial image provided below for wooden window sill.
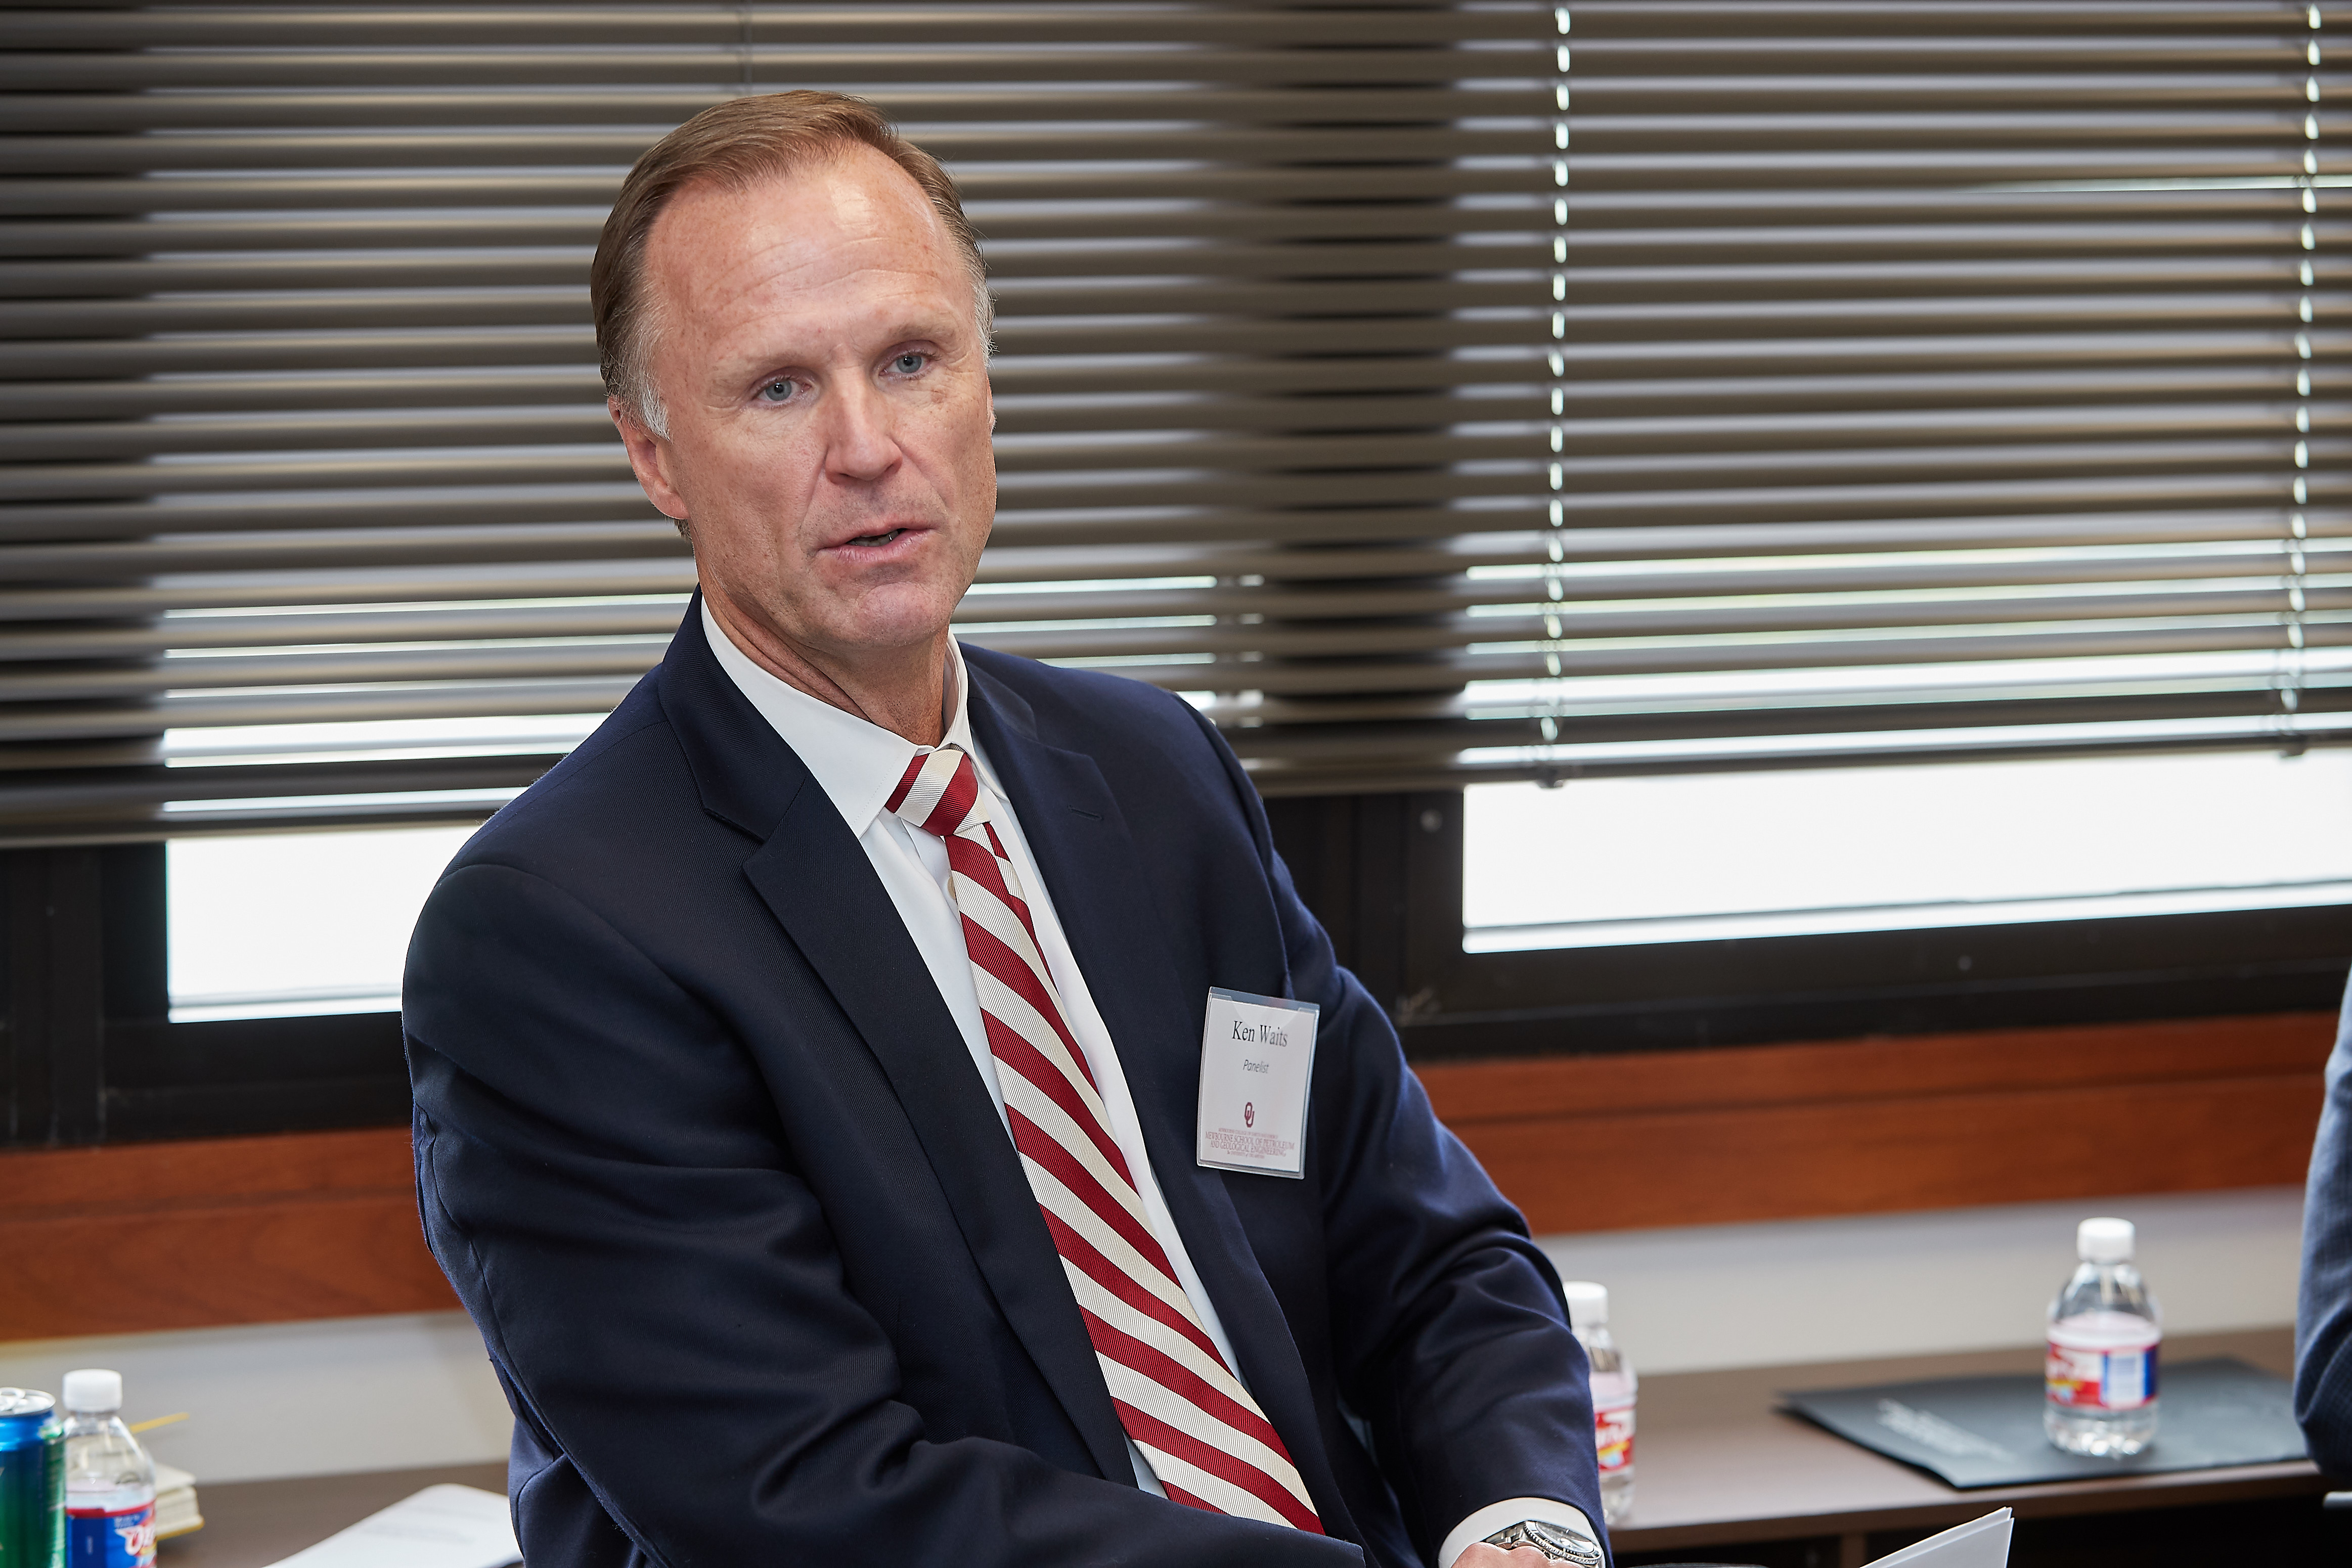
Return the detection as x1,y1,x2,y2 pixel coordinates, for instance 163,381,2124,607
0,1012,2331,1338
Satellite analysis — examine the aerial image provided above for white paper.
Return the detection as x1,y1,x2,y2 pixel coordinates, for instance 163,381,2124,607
1195,987,1318,1177
1866,1507,2012,1568
260,1484,520,1568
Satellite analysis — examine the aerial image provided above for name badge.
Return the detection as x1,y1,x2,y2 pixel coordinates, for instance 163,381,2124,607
1195,987,1318,1179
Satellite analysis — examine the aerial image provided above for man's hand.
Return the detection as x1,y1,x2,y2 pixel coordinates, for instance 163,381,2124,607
1453,1546,1558,1568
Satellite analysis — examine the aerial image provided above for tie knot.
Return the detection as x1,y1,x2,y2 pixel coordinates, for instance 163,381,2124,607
887,745,988,839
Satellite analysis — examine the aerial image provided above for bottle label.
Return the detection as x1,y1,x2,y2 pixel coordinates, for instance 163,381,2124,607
2045,1338,2159,1413
1594,1400,1635,1473
67,1500,156,1566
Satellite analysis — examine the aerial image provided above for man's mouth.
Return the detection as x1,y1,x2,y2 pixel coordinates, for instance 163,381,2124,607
841,528,907,548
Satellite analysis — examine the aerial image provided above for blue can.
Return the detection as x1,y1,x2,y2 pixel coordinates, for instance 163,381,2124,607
0,1388,63,1568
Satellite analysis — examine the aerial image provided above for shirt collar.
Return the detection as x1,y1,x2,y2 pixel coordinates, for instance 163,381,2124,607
700,597,979,837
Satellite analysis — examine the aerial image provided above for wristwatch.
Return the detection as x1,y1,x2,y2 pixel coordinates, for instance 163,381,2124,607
1481,1518,1605,1565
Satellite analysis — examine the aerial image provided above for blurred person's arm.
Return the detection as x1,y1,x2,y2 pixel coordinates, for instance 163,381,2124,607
2296,978,2352,1476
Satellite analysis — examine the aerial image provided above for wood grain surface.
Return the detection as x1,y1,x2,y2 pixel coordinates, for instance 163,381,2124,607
1,1011,2332,1335
154,1461,508,1568
1416,1011,2336,1234
0,1127,454,1339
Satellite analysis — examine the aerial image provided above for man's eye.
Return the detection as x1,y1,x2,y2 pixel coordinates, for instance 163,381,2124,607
890,352,926,375
757,380,796,402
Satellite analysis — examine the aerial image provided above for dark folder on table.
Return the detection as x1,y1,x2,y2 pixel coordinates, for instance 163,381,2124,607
1781,1357,2307,1489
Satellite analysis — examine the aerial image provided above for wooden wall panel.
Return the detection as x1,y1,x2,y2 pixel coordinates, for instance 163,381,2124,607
1415,1012,2337,1235
0,1012,2332,1338
0,1128,453,1340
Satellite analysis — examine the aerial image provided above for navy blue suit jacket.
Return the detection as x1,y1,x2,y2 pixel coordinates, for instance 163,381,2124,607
405,606,1604,1566
2297,973,2352,1477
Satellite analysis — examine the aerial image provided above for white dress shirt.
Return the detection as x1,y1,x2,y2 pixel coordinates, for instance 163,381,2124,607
702,606,1593,1564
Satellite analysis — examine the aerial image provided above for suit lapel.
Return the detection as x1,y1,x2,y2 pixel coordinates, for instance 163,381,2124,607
660,611,1133,1487
969,666,1358,1541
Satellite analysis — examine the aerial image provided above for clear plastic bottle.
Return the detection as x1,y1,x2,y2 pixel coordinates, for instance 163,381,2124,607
60,1370,155,1567
1563,1280,1635,1525
2044,1217,2161,1457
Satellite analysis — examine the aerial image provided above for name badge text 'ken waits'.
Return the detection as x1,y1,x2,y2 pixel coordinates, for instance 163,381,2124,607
1195,987,1319,1179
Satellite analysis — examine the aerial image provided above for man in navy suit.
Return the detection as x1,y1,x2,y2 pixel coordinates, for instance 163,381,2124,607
405,91,1605,1566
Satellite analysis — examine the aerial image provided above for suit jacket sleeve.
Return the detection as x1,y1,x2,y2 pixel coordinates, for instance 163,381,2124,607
407,856,1362,1567
1180,706,1607,1556
2298,974,2352,1477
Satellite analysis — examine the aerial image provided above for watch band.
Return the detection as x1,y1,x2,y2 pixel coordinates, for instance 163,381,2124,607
1481,1518,1605,1566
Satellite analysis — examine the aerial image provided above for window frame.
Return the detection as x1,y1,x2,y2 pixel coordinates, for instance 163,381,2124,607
2,792,2343,1149
1265,789,2352,1062
2,844,406,1148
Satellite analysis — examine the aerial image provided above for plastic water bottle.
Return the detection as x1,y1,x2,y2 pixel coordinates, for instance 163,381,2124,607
1563,1281,1635,1525
2044,1217,2160,1457
60,1370,154,1567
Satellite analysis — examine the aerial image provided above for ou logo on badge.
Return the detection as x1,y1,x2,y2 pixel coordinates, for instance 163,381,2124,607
1244,1101,1255,1128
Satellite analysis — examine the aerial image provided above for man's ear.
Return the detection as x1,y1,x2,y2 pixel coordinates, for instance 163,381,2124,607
610,398,690,524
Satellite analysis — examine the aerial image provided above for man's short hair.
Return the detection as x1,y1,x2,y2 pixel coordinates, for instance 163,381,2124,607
592,91,991,437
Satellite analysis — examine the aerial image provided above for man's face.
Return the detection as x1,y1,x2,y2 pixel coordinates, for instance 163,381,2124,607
619,146,995,675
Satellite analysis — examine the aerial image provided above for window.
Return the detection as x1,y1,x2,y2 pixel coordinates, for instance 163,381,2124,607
1463,749,2352,950
1351,0,2352,1052
0,2,1566,1144
6,3,2349,1147
166,827,479,1022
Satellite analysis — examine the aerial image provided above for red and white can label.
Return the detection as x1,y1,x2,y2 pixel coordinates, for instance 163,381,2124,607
1594,1401,1635,1473
2045,1339,2159,1412
66,1500,156,1567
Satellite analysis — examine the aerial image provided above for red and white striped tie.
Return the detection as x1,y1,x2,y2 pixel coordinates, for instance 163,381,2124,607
888,745,1323,1532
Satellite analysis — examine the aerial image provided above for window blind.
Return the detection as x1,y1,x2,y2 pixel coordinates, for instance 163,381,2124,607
5,4,2333,842
0,1,1563,841
1445,0,2349,787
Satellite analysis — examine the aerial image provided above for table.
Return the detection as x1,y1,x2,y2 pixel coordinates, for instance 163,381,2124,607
1611,1327,2326,1565
156,1461,505,1567
154,1330,2325,1567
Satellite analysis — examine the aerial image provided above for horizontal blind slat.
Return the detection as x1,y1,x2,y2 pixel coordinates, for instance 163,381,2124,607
6,9,1555,47
0,47,1549,91
0,86,1559,131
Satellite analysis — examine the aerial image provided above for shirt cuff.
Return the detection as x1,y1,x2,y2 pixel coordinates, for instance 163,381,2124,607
1436,1498,1601,1568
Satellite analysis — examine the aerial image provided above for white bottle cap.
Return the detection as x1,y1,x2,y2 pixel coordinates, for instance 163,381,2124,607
1561,1280,1609,1329
61,1368,121,1413
2077,1216,2135,1264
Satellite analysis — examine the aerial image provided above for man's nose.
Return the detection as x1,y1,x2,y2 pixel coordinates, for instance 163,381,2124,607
823,379,900,482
